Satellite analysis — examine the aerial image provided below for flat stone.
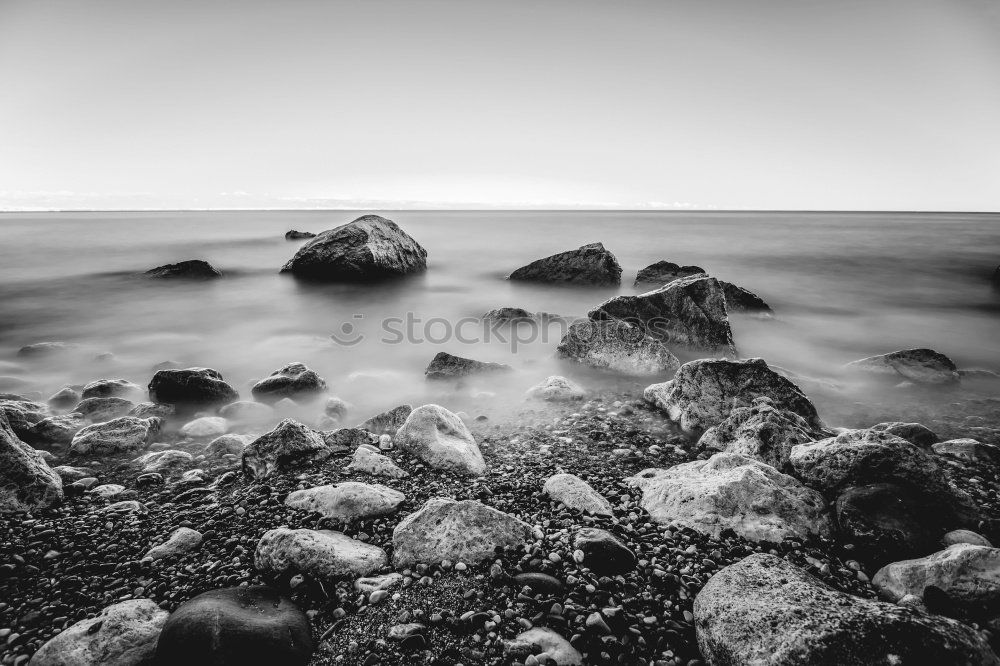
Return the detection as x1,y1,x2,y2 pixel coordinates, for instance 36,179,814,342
284,482,405,522
255,528,388,583
543,473,613,516
31,599,168,666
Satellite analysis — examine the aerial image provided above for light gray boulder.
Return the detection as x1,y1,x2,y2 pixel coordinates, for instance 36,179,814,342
204,434,249,457
135,450,193,475
70,417,161,455
74,396,134,422
346,446,408,479
255,528,388,583
504,627,583,666
179,416,228,438
48,386,81,410
873,543,1000,611
933,438,1000,465
284,482,405,522
543,473,613,516
27,412,87,446
241,419,335,480
359,404,412,435
556,318,679,376
0,411,63,512
526,376,586,402
218,400,274,423
144,527,203,560
394,404,486,475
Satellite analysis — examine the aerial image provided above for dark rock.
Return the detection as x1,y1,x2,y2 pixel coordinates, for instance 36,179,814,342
144,259,222,279
0,399,46,439
148,367,239,410
285,230,316,240
633,261,705,287
251,362,327,404
424,352,512,380
241,419,335,480
321,427,373,454
0,411,63,511
81,378,142,400
556,318,679,376
280,214,427,281
358,404,412,435
869,421,939,449
69,416,162,455
573,527,636,575
509,242,622,286
481,307,537,323
155,586,313,666
513,572,565,595
845,348,960,385
720,281,772,314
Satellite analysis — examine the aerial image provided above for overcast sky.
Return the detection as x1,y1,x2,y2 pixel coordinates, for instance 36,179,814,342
1,0,999,211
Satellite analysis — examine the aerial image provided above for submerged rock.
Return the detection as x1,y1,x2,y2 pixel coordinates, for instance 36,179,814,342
17,341,78,358
0,411,63,512
694,553,1000,665
359,404,412,435
255,527,388,582
251,362,327,404
179,416,228,438
281,214,427,281
285,229,316,240
31,599,168,666
242,419,334,480
590,274,736,354
74,396,134,422
845,348,960,385
509,242,622,286
526,376,586,402
556,318,679,376
218,399,274,423
148,367,239,410
47,386,81,410
424,352,512,380
204,434,249,457
144,259,222,279
394,404,486,475
69,416,161,455
81,378,143,400
633,260,705,287
284,482,405,522
481,307,538,323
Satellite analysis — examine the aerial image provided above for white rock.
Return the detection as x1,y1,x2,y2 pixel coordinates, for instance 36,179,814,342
394,404,486,475
526,376,586,402
543,473,613,516
284,482,405,522
144,527,203,560
179,416,228,438
255,528,388,583
346,446,409,479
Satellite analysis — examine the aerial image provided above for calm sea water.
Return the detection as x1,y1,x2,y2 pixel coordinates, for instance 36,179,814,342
1,210,998,422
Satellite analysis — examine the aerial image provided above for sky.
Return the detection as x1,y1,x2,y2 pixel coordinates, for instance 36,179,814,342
1,0,999,211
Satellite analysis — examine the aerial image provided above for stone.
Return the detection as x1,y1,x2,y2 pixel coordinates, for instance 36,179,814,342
633,260,705,287
346,446,409,479
590,274,736,354
90,483,126,498
556,318,679,376
720,280,772,314
135,449,194,475
251,362,327,404
321,427,373,454
144,259,222,279
147,367,239,410
394,404,486,475
392,498,532,567
81,379,143,400
0,398,47,439
845,348,960,385
526,376,586,402
70,417,161,455
241,419,335,480
359,404,412,435
504,627,583,666
48,386,81,409
355,573,404,595
17,341,78,358
155,586,313,666
285,229,316,240
101,500,147,514
509,242,621,286
323,396,350,420
869,421,939,448
944,530,993,548
204,434,249,457
0,411,63,511
27,412,87,446
127,402,175,419
284,482,405,522
424,351,512,380
281,214,427,281
873,543,1000,615
482,307,538,323
933,438,1000,465
543,473,613,516
697,398,822,471
573,527,636,575
179,416,228,438
626,452,832,543
145,527,203,560
74,396,135,422
52,465,94,482
694,553,999,665
31,599,168,666
645,357,823,435
255,528,388,582
218,400,274,423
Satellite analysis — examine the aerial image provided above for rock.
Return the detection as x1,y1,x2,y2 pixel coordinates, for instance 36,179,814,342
626,452,832,543
30,599,168,666
513,572,564,595
694,553,1000,665
424,352,512,380
101,500,147,514
74,396,135,422
147,367,239,410
285,482,404,522
48,386,81,409
218,400,274,423
127,402,175,419
17,341,78,358
482,307,537,323
0,411,63,511
504,627,583,666
27,413,87,446
241,419,335,480
135,450,194,475
52,465,94,481
255,528,388,582
720,280,772,314
573,527,636,575
346,446,409,479
0,398,46,438
285,229,316,240
280,214,427,281
944,530,993,548
323,396,350,419
526,376,586,402
144,259,222,279
873,543,1000,614
509,242,621,285
543,473,613,516
321,427,373,454
179,416,229,438
645,358,823,435
359,404,412,435
845,348,960,385
555,318,679,376
933,438,1000,465
590,274,736,354
355,573,404,595
90,483,126,498
145,527,203,560
633,260,705,287
251,362,327,404
81,379,143,400
204,434,248,457
69,417,161,455
869,421,939,448
394,404,486,475
155,586,313,666
392,498,532,567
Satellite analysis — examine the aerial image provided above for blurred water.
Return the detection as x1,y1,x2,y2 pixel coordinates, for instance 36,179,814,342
0,210,998,420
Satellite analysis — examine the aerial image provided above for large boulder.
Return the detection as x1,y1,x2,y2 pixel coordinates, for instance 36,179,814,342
81,378,143,400
424,352,512,380
48,386,81,409
526,376,586,402
148,367,238,410
17,341,78,358
0,398,46,439
31,599,168,666
358,404,412,435
873,543,1000,614
633,261,705,287
241,419,335,480
321,427,374,454
543,473,613,516
626,453,832,543
721,280,772,314
284,482,405,522
697,397,822,471
845,348,960,385
144,259,222,279
645,358,823,435
694,553,999,665
392,498,533,567
280,215,427,281
0,411,63,511
394,404,486,475
251,362,327,404
69,417,161,455
482,307,538,323
556,318,679,376
589,275,736,354
27,413,87,446
155,586,313,666
255,528,388,582
508,242,621,286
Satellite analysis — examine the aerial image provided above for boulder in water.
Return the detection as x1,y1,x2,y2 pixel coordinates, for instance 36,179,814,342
424,352,512,380
255,527,388,582
242,419,335,480
508,242,622,286
17,341,78,358
0,411,63,511
144,259,222,279
281,214,427,281
251,362,327,404
148,367,239,410
481,307,538,323
69,416,161,455
218,399,274,423
720,280,772,314
27,412,87,447
394,404,486,475
845,348,960,385
556,318,679,376
285,229,316,240
48,386,81,410
633,261,705,287
31,599,168,666
526,376,586,402
81,378,143,400
359,404,412,435
869,421,939,448
179,416,228,438
74,396,134,422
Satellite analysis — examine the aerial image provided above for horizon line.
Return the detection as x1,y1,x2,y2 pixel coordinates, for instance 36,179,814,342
2,207,999,215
